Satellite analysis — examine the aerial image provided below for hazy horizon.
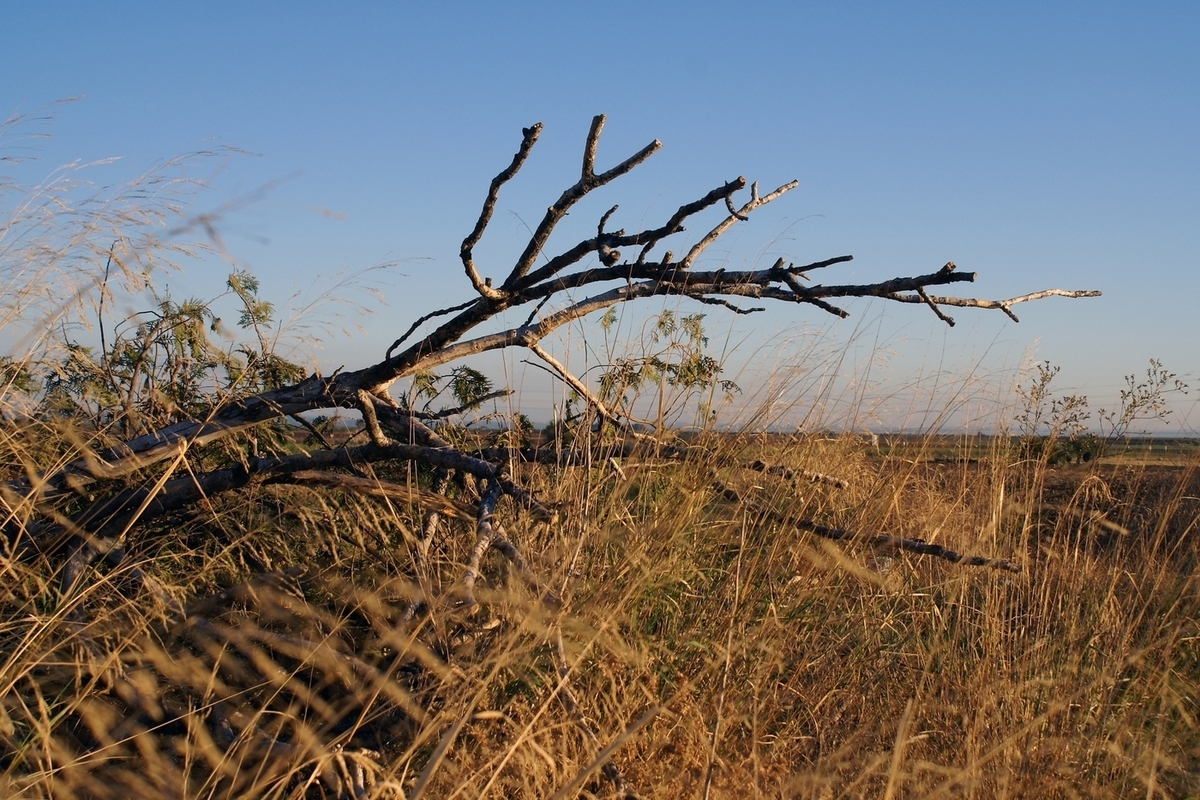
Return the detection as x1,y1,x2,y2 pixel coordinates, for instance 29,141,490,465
5,3,1197,432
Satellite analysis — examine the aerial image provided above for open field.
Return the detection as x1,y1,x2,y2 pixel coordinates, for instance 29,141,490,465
2,426,1196,798
852,434,1200,468
0,108,1191,799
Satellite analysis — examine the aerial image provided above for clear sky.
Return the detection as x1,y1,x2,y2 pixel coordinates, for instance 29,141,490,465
4,2,1198,430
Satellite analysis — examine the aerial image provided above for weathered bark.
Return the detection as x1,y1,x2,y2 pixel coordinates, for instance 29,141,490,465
9,117,1099,515
5,114,1098,587
712,481,1021,573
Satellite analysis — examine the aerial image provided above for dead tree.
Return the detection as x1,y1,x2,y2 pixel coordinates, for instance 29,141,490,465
6,114,1099,576
2,114,1100,798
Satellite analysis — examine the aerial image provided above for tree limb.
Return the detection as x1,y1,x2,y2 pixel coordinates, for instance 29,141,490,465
885,288,1102,323
713,481,1019,573
7,117,1101,529
460,124,542,300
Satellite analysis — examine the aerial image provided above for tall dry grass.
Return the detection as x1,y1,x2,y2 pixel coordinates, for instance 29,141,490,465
0,112,1196,798
1,427,1196,797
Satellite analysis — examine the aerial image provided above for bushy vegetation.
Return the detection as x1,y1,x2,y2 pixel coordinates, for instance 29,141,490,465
1,113,1195,798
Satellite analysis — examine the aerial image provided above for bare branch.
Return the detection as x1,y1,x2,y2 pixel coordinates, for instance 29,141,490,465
359,262,1013,377
385,298,479,362
27,442,514,548
6,119,1102,512
693,296,764,315
357,390,392,446
595,136,662,184
776,267,850,318
634,180,745,265
520,294,553,327
517,177,742,288
744,460,849,489
714,481,1019,572
547,624,646,800
886,287,1102,323
724,192,749,221
525,341,647,440
917,287,956,326
289,414,335,450
373,403,453,448
581,115,604,179
596,204,621,266
787,254,854,274
684,180,799,267
400,465,453,620
460,479,503,607
402,389,513,421
502,114,661,289
460,123,543,300
289,470,478,522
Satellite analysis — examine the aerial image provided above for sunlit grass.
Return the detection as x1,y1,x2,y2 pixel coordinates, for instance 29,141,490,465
1,421,1196,798
1,109,1194,798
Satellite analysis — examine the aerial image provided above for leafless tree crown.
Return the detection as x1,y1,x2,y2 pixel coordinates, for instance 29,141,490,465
9,115,1100,579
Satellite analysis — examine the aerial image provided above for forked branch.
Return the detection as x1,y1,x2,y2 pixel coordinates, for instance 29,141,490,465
460,123,542,300
7,116,1100,559
886,287,1103,323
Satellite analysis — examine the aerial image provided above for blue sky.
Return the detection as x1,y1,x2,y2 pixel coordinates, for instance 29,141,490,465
4,2,1198,429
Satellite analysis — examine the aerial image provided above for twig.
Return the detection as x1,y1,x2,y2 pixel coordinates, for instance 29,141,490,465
684,180,798,267
459,480,503,607
786,254,854,274
743,460,849,489
549,625,637,799
403,467,452,621
524,341,651,442
356,390,392,446
460,124,543,300
385,298,479,361
633,181,745,265
520,294,554,327
775,266,849,318
503,114,661,288
550,703,660,800
886,287,1102,323
713,481,1020,572
401,389,512,421
287,469,478,521
694,296,764,315
290,413,335,450
916,286,956,326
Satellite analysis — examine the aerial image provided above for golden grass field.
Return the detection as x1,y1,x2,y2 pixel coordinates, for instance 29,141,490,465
2,423,1196,799
1,110,1193,798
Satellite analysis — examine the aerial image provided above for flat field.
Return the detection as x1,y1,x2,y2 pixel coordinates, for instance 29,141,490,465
2,430,1197,798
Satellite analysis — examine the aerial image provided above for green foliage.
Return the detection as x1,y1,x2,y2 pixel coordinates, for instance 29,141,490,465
597,311,739,427
492,411,534,449
1096,358,1188,444
0,356,38,398
24,270,305,436
409,369,442,405
228,269,276,334
448,365,492,407
403,365,495,416
42,342,118,418
1015,358,1188,464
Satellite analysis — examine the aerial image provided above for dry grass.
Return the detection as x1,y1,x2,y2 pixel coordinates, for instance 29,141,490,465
1,112,1194,798
1,428,1196,799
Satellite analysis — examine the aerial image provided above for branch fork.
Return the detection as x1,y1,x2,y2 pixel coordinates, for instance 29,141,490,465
10,114,1098,612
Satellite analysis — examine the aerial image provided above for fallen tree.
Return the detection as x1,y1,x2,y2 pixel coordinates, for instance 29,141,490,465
5,114,1100,575
1,114,1103,797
